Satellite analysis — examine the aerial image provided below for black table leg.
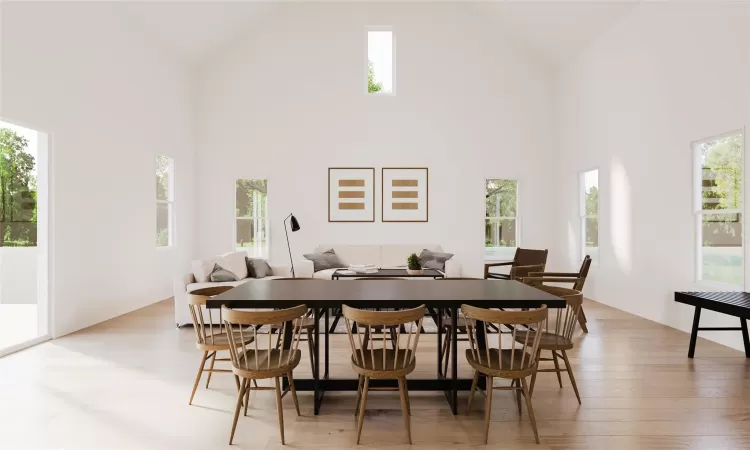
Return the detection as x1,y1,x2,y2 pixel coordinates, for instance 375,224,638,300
450,307,458,414
741,318,750,358
688,306,702,358
437,309,443,378
313,307,321,415
325,308,330,379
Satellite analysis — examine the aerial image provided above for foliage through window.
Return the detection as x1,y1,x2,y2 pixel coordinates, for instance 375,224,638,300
367,30,393,94
580,170,599,265
485,179,517,259
156,155,174,247
694,131,743,286
236,179,268,257
0,125,37,247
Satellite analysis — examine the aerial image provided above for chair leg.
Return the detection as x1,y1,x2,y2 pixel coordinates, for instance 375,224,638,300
354,375,364,416
306,329,316,378
356,377,370,444
514,379,522,415
483,375,493,445
578,307,589,333
466,370,479,414
442,330,451,377
397,377,412,444
243,378,251,416
274,377,286,445
404,378,411,416
561,350,581,404
189,351,208,405
288,371,301,416
229,377,246,445
529,347,541,398
205,351,217,388
520,377,540,444
551,350,563,388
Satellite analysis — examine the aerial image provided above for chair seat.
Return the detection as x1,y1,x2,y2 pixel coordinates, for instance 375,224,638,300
233,349,301,378
514,330,573,350
196,328,254,351
351,349,416,378
465,348,535,377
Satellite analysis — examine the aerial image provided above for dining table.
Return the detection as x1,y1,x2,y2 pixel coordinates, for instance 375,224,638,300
207,278,565,415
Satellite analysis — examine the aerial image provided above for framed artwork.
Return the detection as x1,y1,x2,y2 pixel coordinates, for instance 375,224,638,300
328,168,375,222
382,167,428,222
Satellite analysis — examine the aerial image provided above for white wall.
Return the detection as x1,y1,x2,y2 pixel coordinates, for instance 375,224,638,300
2,3,195,335
555,2,750,351
195,3,556,276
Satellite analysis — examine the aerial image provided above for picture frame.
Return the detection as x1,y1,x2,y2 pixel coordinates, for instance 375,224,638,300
382,167,428,222
328,167,376,222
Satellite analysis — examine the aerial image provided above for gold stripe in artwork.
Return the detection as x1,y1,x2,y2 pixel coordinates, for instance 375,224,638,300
339,202,365,210
392,180,418,187
392,203,418,210
392,191,418,199
339,191,365,198
339,179,365,187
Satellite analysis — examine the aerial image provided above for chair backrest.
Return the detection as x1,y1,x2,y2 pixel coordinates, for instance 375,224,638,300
461,305,548,372
342,304,426,371
187,286,234,346
575,256,592,291
514,248,549,267
509,263,546,281
522,282,582,340
221,304,307,372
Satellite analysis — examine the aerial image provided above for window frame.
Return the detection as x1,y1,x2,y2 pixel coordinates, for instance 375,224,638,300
155,155,174,248
364,26,396,96
692,129,745,288
484,178,520,260
234,178,270,258
579,168,599,266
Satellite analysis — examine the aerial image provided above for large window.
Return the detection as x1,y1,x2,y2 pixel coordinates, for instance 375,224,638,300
694,131,744,287
155,155,174,247
236,179,268,257
485,179,518,259
580,169,599,265
366,29,393,94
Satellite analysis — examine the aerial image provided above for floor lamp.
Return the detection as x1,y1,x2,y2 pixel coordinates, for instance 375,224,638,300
284,213,300,278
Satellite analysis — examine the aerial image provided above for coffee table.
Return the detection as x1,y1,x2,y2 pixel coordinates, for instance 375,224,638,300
331,267,444,280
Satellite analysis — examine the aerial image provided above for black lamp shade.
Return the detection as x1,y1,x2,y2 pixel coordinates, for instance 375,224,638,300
290,215,301,232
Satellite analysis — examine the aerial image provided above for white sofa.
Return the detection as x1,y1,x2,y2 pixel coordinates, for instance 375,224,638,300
301,244,461,280
173,251,313,327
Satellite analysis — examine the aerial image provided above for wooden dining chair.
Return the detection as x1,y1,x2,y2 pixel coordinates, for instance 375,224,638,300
272,278,321,377
484,248,548,281
187,286,249,405
519,282,583,403
528,255,591,332
438,278,482,376
463,305,548,445
222,304,307,446
343,304,426,445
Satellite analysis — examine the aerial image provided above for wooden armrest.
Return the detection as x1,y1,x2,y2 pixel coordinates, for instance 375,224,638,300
484,261,514,268
525,276,580,285
529,272,579,277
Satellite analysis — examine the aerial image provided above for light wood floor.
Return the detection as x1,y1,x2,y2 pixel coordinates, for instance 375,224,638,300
1,299,749,449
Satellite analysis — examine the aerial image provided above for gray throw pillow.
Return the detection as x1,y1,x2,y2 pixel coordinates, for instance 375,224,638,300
209,263,238,282
419,249,454,271
303,249,345,272
247,258,273,278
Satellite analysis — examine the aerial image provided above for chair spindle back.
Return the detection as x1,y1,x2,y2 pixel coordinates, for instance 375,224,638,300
523,282,583,340
188,287,232,346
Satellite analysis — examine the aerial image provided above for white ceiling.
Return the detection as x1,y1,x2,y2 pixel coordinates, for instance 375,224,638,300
120,1,639,68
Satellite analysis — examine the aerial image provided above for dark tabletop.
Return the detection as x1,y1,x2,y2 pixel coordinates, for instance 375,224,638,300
207,279,565,309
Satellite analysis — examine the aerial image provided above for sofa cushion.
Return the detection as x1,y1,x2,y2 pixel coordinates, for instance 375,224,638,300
192,251,249,283
247,258,273,278
419,248,454,271
304,249,346,272
380,244,444,268
209,263,239,282
315,245,380,267
311,268,342,280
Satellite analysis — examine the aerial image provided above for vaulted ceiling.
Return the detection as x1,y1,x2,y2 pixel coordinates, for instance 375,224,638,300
120,1,639,68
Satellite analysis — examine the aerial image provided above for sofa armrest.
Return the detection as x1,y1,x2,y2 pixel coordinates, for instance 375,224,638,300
173,273,194,326
443,259,462,278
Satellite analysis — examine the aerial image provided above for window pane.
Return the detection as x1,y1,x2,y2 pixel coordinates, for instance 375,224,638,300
156,155,171,201
156,202,169,247
585,217,599,264
367,31,393,94
485,179,517,217
485,218,516,248
583,170,598,216
236,219,267,257
236,179,267,218
701,213,743,285
699,135,743,211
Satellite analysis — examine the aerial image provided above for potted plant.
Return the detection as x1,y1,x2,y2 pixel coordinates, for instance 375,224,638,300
407,253,423,275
